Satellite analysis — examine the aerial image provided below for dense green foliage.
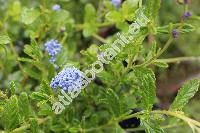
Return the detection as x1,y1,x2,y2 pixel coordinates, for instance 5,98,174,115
0,0,200,133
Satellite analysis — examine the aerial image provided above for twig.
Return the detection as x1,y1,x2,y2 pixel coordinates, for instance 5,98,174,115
134,37,174,68
92,33,108,44
9,42,25,76
75,22,113,31
126,122,186,132
1,117,51,133
152,110,200,127
155,56,200,63
82,110,200,132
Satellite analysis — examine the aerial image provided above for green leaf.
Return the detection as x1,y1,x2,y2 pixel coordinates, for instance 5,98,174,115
30,39,43,60
56,46,68,67
18,92,30,120
8,1,21,20
84,4,96,24
40,80,54,95
81,44,99,63
13,1,21,14
83,4,97,37
145,0,161,20
133,67,156,110
51,10,69,23
0,35,11,45
83,23,98,37
101,88,121,117
170,79,200,111
116,21,129,31
98,71,116,86
21,7,40,25
178,24,195,33
104,1,115,10
141,118,165,133
105,11,122,23
121,0,139,21
29,118,38,133
31,92,50,102
157,23,195,34
23,40,42,61
37,103,53,116
23,67,41,80
154,61,168,68
18,57,44,71
145,41,157,61
9,81,16,96
24,45,34,57
1,95,20,131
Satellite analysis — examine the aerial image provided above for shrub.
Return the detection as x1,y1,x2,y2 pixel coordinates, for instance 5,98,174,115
0,0,200,132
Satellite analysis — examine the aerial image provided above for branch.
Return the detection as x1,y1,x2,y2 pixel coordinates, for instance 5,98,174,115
134,36,174,68
0,117,50,133
75,22,113,31
152,110,200,127
82,110,200,132
156,56,200,63
126,122,186,132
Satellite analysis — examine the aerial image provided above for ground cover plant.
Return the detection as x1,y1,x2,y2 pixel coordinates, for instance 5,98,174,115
0,0,200,133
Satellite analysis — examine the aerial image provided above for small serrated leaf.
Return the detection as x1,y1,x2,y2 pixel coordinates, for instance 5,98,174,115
18,57,44,71
154,61,168,68
141,118,165,133
84,4,96,24
40,80,54,95
21,8,40,25
31,92,50,102
51,10,69,23
23,67,41,80
83,4,97,37
170,78,200,111
83,23,97,37
1,95,20,130
30,118,38,133
105,11,122,23
121,0,139,21
133,67,156,110
102,88,121,117
0,35,11,45
145,0,161,20
23,39,43,60
9,81,16,96
19,92,30,120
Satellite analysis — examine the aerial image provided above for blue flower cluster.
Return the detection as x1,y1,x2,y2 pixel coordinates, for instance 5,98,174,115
52,4,61,11
172,29,178,38
111,0,121,8
184,0,189,4
50,67,83,92
44,39,62,63
182,11,191,20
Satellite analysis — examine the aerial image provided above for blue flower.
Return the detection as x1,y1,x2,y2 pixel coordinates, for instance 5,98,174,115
60,27,66,32
111,0,121,8
99,52,105,58
182,11,191,20
172,29,179,38
44,39,62,63
52,4,61,11
184,0,189,4
50,67,83,92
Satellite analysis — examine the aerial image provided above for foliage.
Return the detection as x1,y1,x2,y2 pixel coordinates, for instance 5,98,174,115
0,0,200,133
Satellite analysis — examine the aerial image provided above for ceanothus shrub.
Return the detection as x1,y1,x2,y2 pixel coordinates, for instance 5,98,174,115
0,0,199,133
